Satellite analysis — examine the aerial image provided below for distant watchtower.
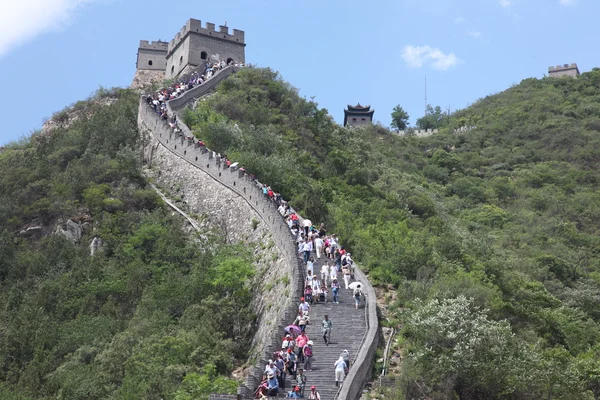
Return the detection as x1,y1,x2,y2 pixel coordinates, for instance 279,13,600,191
548,63,580,78
344,104,375,127
164,18,245,79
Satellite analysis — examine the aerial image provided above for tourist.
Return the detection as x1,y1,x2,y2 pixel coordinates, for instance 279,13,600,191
320,262,329,286
296,332,308,363
267,372,279,397
298,297,310,315
308,386,321,400
342,264,352,289
314,235,324,259
303,340,314,371
331,278,340,304
286,386,302,398
275,355,286,389
353,285,363,309
285,348,297,379
334,355,346,387
322,315,332,346
296,369,307,397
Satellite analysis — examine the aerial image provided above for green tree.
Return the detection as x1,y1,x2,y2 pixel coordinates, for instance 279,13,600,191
390,105,410,130
416,104,445,130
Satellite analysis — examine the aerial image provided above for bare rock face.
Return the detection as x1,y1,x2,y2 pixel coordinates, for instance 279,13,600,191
19,225,44,239
131,70,166,91
90,236,103,256
54,219,83,244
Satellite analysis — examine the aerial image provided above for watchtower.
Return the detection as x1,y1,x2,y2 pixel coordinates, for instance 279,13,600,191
344,104,375,127
136,40,168,71
165,18,246,79
548,63,580,78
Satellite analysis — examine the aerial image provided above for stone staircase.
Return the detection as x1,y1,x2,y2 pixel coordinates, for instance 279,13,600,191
281,256,366,400
140,67,378,399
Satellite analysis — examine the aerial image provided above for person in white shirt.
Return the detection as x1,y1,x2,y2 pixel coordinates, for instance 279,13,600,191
329,264,338,287
314,236,324,259
334,355,346,387
320,263,329,286
302,240,313,263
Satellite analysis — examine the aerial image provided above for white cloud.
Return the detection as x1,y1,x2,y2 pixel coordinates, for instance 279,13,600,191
402,45,462,71
0,0,97,58
467,31,482,38
559,0,576,5
454,16,466,24
499,0,512,7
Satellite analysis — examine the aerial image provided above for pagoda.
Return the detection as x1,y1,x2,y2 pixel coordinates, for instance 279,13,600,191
343,104,375,127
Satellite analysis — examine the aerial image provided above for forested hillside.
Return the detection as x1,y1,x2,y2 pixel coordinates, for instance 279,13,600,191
0,89,254,399
184,68,600,399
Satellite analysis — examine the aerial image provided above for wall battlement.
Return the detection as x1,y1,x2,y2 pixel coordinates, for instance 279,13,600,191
549,63,578,71
167,18,245,56
395,128,438,137
548,63,580,78
139,40,169,51
136,18,246,79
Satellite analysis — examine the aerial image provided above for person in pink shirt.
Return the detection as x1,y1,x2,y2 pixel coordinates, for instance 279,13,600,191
296,332,309,363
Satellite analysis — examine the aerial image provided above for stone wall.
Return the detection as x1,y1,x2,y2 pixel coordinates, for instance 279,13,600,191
394,128,439,137
138,66,379,398
137,75,304,396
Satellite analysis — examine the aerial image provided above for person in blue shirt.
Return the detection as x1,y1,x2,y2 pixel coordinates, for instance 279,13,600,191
267,373,279,396
287,385,302,398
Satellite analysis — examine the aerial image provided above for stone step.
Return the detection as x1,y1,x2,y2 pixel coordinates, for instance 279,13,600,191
278,253,367,400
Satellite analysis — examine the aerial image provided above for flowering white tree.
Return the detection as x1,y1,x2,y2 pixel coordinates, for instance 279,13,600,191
404,295,533,398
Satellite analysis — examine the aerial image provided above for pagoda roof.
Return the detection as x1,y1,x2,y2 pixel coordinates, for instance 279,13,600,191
346,104,372,112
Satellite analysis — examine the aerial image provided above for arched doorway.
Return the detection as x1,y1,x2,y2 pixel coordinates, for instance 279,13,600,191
148,60,153,66
201,51,208,60
227,57,234,65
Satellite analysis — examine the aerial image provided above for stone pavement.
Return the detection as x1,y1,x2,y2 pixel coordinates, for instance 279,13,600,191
282,255,367,399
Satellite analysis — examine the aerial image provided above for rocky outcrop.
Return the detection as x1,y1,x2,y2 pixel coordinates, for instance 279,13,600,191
54,219,84,244
131,69,165,91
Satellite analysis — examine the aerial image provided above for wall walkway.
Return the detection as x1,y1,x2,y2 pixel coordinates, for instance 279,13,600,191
137,66,378,399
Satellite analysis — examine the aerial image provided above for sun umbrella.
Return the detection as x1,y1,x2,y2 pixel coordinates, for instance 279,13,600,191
348,282,362,290
285,325,301,335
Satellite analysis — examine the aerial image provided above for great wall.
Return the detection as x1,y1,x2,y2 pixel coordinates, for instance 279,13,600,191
137,65,379,399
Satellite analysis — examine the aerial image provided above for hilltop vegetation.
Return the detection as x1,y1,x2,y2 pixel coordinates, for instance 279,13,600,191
185,67,600,399
0,89,253,399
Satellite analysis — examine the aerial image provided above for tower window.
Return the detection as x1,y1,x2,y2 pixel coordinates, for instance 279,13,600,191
201,51,207,60
352,118,357,122
179,55,183,65
362,118,366,121
148,60,153,66
171,66,175,73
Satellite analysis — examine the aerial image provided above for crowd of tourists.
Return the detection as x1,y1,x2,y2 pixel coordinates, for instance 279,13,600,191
254,210,363,399
145,60,364,399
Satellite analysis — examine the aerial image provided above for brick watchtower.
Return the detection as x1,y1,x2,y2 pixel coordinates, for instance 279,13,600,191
136,18,246,81
136,40,169,71
165,18,245,79
548,63,580,78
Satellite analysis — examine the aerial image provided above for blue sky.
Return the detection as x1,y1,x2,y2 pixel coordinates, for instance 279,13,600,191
0,0,595,145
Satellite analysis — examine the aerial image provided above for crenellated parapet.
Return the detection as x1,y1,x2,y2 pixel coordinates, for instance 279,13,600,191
548,63,580,78
136,18,246,79
167,18,245,56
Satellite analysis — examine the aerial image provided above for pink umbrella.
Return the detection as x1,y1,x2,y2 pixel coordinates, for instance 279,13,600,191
285,325,301,335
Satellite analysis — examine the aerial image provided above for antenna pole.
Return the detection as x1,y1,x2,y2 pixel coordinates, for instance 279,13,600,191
424,75,428,116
